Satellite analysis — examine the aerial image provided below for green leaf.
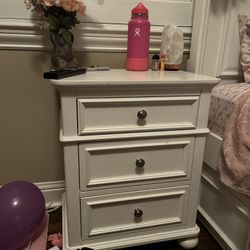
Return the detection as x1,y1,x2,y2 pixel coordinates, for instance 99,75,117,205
62,29,72,44
62,16,72,29
31,0,38,5
49,16,60,31
44,6,80,32
59,28,63,35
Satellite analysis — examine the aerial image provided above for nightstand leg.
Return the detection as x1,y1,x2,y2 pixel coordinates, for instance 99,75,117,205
177,236,199,249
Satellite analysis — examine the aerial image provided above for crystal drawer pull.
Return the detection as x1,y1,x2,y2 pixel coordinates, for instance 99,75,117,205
137,110,147,120
134,208,143,218
136,158,145,168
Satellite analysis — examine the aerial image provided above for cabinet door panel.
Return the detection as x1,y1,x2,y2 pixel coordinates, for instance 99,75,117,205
77,96,199,135
79,136,194,190
81,185,189,239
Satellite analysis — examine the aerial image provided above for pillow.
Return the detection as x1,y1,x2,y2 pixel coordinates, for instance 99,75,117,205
238,14,250,83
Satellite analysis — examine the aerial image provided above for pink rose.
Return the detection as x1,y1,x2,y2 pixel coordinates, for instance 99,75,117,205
42,0,55,7
78,1,86,14
60,0,81,12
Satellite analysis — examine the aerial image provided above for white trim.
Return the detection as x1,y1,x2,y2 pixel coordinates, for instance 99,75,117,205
197,0,210,74
0,19,192,52
213,1,232,77
220,70,242,77
187,0,209,73
36,180,65,208
198,207,237,250
187,0,245,81
201,168,250,217
80,0,194,25
203,132,222,172
198,169,250,250
219,70,245,83
0,0,194,25
60,128,210,143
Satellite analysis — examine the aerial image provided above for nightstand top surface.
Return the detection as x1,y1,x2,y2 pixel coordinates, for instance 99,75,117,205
51,69,219,87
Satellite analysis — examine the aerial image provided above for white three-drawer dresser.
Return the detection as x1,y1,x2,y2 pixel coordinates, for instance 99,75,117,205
51,69,219,250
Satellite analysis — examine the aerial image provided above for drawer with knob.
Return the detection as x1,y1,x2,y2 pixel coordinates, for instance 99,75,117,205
80,185,189,240
79,136,194,191
77,96,199,135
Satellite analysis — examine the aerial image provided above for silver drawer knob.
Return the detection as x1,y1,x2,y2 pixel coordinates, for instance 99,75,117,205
137,110,147,120
134,208,143,218
136,158,145,168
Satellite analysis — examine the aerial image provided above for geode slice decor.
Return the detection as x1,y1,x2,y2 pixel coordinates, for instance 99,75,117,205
160,24,184,70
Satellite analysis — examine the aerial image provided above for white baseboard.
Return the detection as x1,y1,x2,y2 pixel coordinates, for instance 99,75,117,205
35,180,65,208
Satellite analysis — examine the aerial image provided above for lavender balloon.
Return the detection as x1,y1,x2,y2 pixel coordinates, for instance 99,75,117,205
0,181,45,250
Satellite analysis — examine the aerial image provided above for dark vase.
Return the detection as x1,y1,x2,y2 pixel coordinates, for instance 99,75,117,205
50,31,79,71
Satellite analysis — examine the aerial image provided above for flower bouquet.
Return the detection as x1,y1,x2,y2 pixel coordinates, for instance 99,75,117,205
25,0,86,70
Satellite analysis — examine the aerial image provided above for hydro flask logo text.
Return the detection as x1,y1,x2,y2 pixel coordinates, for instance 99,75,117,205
134,27,141,37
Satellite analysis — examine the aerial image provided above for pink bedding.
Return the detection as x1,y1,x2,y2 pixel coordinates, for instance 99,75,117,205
208,83,250,197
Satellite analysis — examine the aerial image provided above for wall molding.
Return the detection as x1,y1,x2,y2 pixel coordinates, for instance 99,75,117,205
219,70,244,83
187,0,243,81
187,0,209,73
36,180,65,208
0,19,192,53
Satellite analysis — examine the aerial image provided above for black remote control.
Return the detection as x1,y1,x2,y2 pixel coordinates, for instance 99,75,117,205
43,68,86,79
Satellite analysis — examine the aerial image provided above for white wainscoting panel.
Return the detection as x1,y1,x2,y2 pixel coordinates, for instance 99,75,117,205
0,0,194,25
0,19,192,52
80,0,193,26
188,0,250,82
0,0,193,52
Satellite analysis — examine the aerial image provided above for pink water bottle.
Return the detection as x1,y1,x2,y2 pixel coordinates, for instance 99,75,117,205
126,2,150,71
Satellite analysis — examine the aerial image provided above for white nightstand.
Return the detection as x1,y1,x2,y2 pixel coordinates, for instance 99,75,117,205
51,69,219,250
